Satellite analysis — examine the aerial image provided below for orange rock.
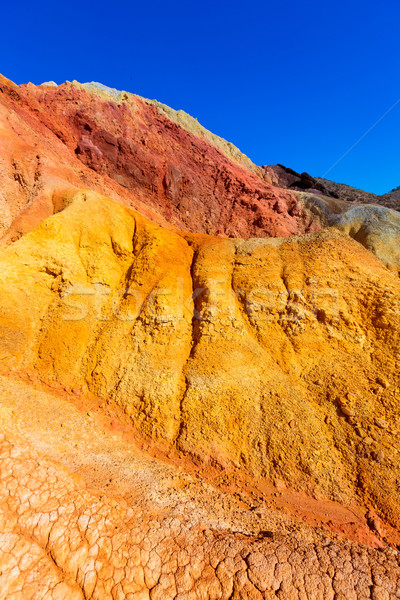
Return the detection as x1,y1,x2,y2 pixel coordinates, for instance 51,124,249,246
1,76,400,596
1,191,400,535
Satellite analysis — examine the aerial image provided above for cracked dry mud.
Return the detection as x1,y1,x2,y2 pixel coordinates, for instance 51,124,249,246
1,375,400,600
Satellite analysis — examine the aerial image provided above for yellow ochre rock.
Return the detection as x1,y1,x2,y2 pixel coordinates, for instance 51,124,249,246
1,190,400,529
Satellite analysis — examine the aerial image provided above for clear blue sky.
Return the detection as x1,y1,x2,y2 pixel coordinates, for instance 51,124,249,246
2,0,400,194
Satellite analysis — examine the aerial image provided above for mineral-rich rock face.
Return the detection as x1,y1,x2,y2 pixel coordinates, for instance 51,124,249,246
2,76,400,597
2,191,400,528
261,165,400,272
0,75,317,244
2,191,400,596
298,192,400,272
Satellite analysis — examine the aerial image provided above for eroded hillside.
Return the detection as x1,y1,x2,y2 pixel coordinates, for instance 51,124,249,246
0,75,318,244
1,77,400,598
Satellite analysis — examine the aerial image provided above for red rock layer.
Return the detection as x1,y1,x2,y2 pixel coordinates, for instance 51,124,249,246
0,75,319,242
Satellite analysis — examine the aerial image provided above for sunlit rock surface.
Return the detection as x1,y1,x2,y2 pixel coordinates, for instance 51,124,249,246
0,75,317,244
1,76,400,598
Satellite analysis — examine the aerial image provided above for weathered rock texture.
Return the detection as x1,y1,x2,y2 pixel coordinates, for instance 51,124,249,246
315,177,381,205
0,75,318,244
2,77,400,598
263,165,339,199
299,192,400,273
264,163,400,212
259,166,400,272
2,190,400,527
316,178,400,212
2,374,400,599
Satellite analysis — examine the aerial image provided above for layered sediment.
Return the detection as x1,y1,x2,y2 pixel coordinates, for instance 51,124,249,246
0,76,317,244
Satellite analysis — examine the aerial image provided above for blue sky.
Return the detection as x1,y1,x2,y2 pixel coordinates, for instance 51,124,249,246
2,0,400,194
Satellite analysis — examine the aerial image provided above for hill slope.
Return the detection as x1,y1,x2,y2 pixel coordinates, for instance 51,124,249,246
0,75,317,244
1,78,400,597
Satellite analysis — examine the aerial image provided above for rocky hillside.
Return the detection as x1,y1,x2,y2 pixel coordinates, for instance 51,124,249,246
1,76,400,598
380,186,400,210
317,179,400,211
264,163,400,211
0,75,318,244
